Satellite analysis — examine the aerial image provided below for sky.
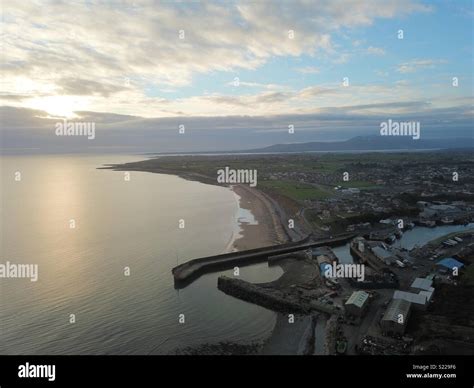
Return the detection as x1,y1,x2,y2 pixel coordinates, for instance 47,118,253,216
1,0,473,152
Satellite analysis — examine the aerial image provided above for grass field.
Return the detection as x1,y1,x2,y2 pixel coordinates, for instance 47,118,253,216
260,180,331,201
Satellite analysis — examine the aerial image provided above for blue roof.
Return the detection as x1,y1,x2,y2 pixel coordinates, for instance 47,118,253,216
436,258,464,270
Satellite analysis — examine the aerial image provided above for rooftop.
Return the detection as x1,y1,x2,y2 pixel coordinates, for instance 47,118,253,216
372,246,394,259
393,290,428,305
411,277,433,291
345,291,369,308
382,298,411,324
436,258,464,270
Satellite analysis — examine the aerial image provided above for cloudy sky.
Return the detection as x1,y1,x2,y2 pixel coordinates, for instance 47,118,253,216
1,0,473,152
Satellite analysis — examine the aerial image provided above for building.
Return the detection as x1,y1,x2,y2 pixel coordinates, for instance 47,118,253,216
345,291,369,317
436,258,464,274
419,288,435,303
372,246,396,265
410,277,433,292
393,290,428,311
381,299,412,335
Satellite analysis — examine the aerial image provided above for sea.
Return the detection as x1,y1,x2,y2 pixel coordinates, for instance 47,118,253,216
0,154,281,354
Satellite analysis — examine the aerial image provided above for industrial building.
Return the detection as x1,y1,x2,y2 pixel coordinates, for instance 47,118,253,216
410,277,433,292
372,246,396,265
381,298,412,335
410,277,435,303
393,290,429,311
436,258,464,274
345,291,370,317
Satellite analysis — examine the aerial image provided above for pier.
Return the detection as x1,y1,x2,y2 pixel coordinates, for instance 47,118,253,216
217,276,342,315
171,233,355,288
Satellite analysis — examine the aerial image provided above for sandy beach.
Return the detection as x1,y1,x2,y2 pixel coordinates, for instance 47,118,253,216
229,184,321,354
231,184,289,251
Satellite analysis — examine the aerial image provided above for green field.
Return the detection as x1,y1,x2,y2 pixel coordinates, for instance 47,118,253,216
260,180,331,200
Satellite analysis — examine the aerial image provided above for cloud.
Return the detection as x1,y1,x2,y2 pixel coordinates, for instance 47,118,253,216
396,59,445,73
366,46,386,55
298,86,338,98
1,0,432,117
57,78,129,97
224,81,286,90
296,66,321,74
1,101,471,153
0,94,29,101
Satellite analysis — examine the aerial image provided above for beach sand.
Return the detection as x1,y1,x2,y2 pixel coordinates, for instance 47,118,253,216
231,184,288,251
230,184,319,354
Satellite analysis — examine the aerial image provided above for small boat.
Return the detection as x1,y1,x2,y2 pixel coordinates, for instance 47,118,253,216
441,216,454,225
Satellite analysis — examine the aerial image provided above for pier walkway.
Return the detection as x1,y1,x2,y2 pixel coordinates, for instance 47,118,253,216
172,233,355,288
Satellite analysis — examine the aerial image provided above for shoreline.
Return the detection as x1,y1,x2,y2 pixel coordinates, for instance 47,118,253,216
105,162,289,251
231,184,289,252
107,160,311,354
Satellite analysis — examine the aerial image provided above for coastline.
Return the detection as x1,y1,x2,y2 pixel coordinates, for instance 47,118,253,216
231,184,289,251
107,160,311,354
230,184,319,354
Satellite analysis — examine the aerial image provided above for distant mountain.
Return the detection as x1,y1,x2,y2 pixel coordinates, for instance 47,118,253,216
247,136,474,153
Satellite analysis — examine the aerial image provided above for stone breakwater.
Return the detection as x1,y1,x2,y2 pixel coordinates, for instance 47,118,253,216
217,276,342,315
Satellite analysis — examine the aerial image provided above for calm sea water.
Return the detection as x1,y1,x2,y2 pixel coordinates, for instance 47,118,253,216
0,154,281,355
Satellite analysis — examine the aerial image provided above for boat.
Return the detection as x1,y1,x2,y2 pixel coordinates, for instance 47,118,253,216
418,219,436,227
441,216,454,225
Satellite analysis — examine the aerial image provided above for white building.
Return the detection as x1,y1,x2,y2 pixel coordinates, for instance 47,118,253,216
393,290,429,311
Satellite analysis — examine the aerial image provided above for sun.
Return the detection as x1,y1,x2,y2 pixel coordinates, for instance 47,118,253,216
28,95,88,119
